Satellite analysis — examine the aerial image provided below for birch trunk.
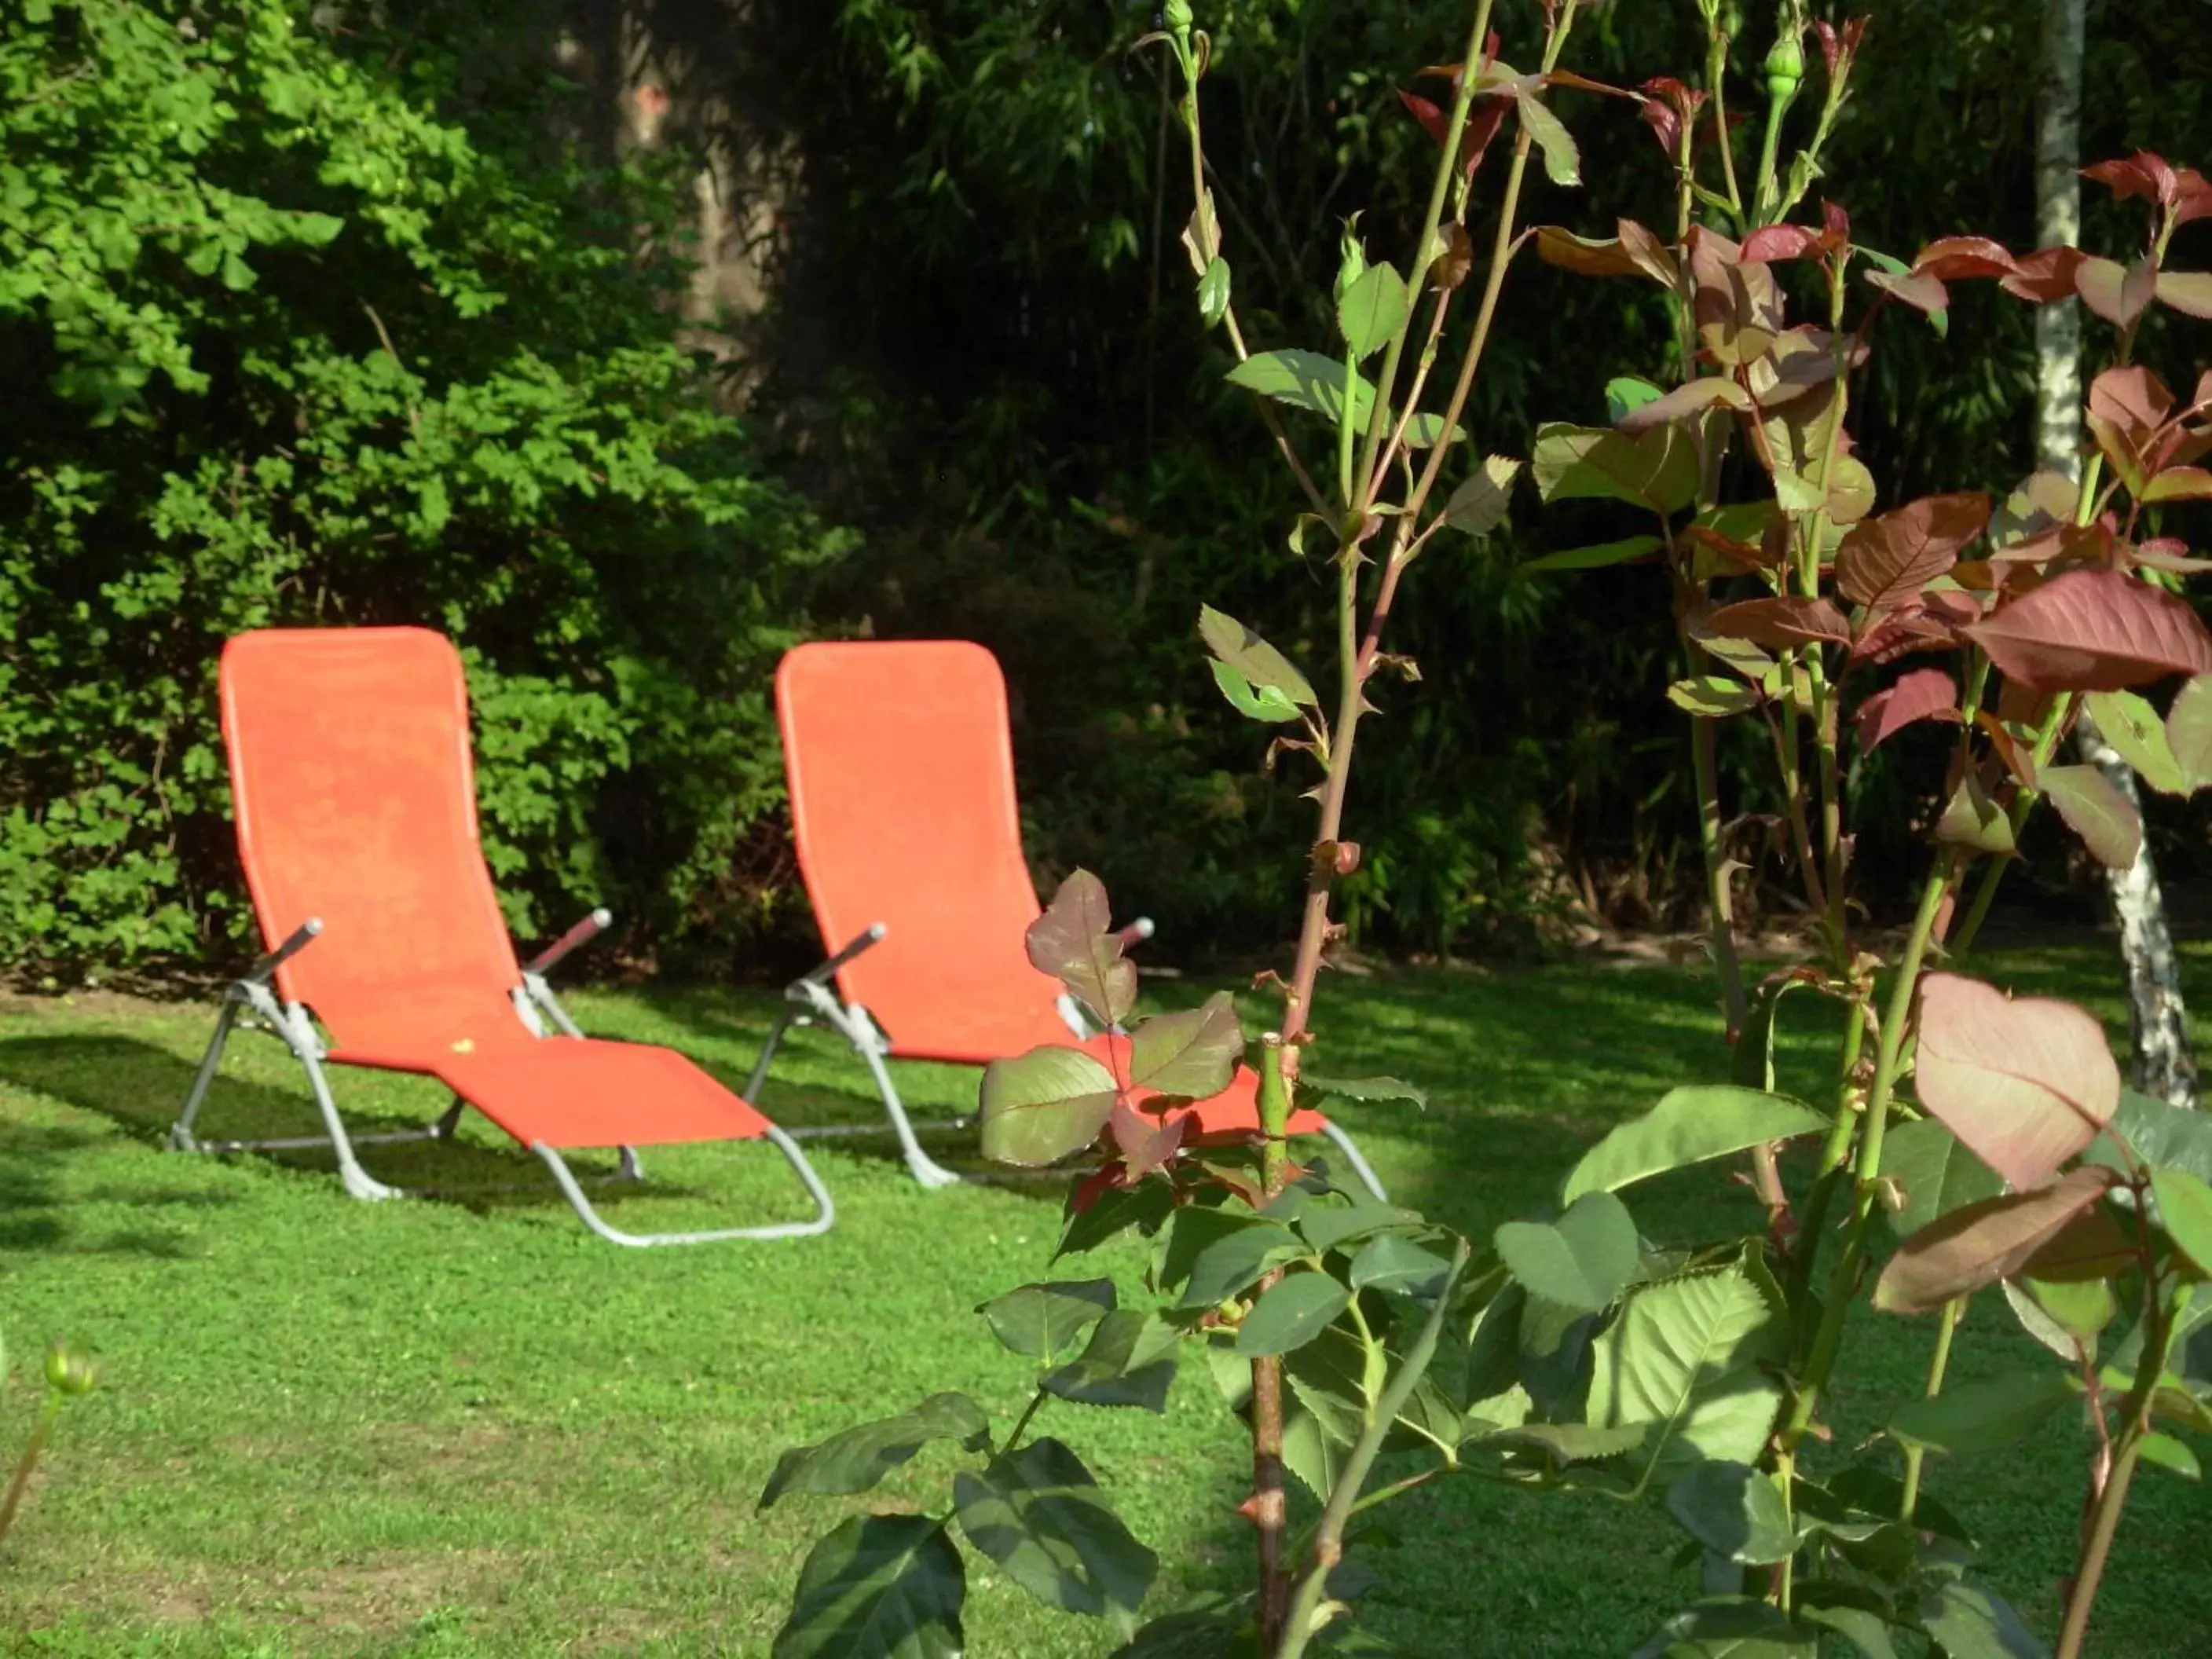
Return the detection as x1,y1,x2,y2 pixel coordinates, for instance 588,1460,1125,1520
2038,0,2199,1108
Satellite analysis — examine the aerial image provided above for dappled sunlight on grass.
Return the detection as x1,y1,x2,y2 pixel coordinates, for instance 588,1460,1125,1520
0,943,2203,1653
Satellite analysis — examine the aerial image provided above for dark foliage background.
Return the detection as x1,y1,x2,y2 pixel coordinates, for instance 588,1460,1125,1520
7,0,2212,976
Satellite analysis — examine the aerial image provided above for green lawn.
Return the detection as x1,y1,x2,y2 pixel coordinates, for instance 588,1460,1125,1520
0,943,2205,1655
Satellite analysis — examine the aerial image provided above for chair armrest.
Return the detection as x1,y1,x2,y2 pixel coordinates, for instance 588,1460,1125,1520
247,917,322,985
1115,917,1155,950
527,907,612,977
798,924,887,990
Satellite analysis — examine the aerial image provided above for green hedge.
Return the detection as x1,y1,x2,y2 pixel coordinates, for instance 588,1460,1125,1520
0,1,848,970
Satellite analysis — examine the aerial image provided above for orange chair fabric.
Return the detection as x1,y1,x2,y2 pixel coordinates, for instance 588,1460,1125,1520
775,640,1325,1138
221,628,767,1150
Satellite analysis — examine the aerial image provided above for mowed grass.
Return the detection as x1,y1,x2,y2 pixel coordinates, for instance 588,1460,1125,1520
0,939,2206,1656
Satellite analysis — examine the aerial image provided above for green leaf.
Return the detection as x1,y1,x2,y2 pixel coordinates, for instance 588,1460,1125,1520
1225,349,1375,427
952,1437,1156,1626
759,1393,990,1508
2086,1088,2212,1185
1879,1119,2005,1236
2140,1430,2202,1479
2151,1163,2212,1276
772,1514,965,1659
1589,1261,1787,1490
2039,763,2142,869
1401,412,1465,448
1291,1199,1426,1255
1159,1207,1306,1306
1914,1581,2044,1659
1665,1461,1798,1566
1106,1595,1258,1658
1128,992,1243,1098
1513,89,1580,185
1298,1073,1428,1110
1632,1598,1818,1659
1197,257,1231,329
1935,771,2015,855
1336,263,1407,360
1531,422,1698,515
1443,456,1522,537
976,1280,1116,1361
1517,533,1664,574
1563,1086,1829,1204
1474,1419,1650,1465
1348,1234,1452,1295
1890,1371,2081,1456
1495,1190,1639,1312
979,1045,1119,1167
1668,676,1763,718
1607,376,1665,424
2166,674,2212,790
1209,659,1303,723
1057,1179,1174,1261
1042,1311,1178,1412
1198,606,1318,708
1801,1604,1900,1659
2086,690,2189,794
1236,1271,1352,1357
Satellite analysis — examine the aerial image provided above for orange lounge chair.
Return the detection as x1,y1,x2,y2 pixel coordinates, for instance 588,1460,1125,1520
748,639,1386,1199
168,628,833,1246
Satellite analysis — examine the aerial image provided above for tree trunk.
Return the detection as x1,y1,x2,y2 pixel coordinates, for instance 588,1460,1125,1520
2037,0,2199,1108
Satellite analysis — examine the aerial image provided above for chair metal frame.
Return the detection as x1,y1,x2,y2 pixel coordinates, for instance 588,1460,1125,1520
744,918,1389,1202
172,911,836,1247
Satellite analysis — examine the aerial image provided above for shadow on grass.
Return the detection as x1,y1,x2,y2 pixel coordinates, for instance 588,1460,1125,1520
0,1033,782,1222
0,1116,230,1258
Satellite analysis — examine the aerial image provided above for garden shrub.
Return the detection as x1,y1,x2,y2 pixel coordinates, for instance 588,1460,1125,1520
0,0,849,971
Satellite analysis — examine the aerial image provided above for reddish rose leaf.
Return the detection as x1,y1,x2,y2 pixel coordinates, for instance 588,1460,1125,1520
1911,236,2017,281
2001,246,2088,303
2141,467,2212,504
1617,376,1752,434
1835,493,1990,610
1914,974,2122,1191
2176,167,2212,228
1855,667,1957,754
1703,595,1852,649
1873,1166,2119,1313
2076,255,2158,328
1741,223,1832,265
1110,1099,1187,1181
1535,225,1643,277
1867,267,1948,314
2129,537,2212,573
1969,568,2212,690
2089,364,2174,438
2039,764,2144,870
2083,151,2177,205
1853,603,1972,665
2157,271,2212,320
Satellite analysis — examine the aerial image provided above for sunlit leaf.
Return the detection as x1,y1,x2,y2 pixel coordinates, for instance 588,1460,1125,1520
1495,1190,1639,1312
1443,454,1522,537
772,1514,965,1659
1562,1086,1827,1203
1025,870,1136,1025
2086,689,2189,794
979,1045,1119,1167
1914,974,2121,1189
760,1393,991,1508
953,1437,1156,1624
1127,992,1243,1099
2039,764,2143,869
1235,1271,1352,1357
1336,262,1408,361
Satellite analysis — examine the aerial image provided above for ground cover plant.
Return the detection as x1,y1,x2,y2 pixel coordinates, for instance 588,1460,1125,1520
760,2,2212,1654
0,956,2203,1655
